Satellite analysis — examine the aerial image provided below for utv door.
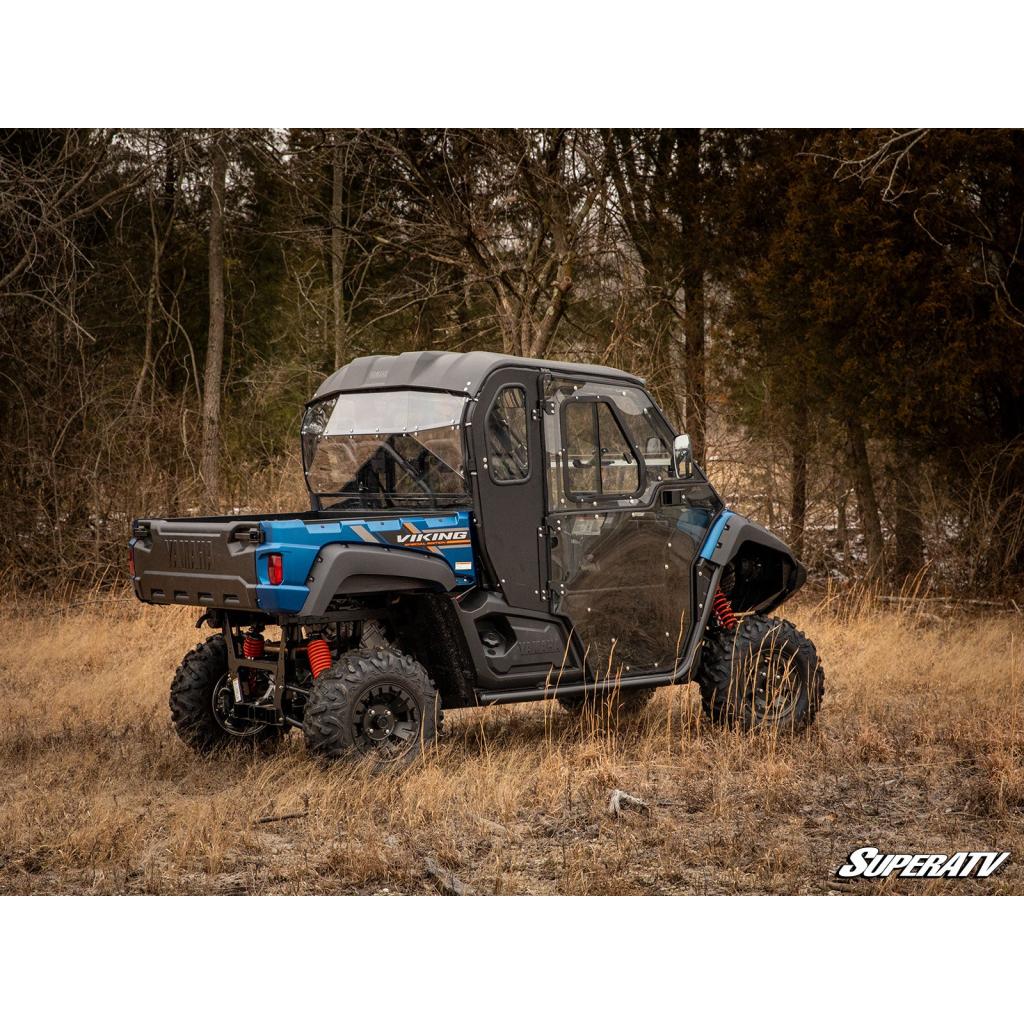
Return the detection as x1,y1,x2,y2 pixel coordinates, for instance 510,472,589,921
472,367,547,610
542,375,722,679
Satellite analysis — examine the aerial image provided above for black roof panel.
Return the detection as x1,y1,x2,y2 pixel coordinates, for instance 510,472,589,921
312,350,644,401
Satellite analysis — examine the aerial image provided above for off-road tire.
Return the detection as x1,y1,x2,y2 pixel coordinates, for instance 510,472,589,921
169,634,287,753
302,648,441,766
558,687,656,717
696,615,824,732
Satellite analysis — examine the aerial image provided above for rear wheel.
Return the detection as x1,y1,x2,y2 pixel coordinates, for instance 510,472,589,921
696,615,824,732
169,635,287,753
302,648,441,766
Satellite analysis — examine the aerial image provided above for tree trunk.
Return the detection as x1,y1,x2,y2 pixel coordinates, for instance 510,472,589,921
892,446,925,583
653,291,684,430
331,131,347,369
676,129,707,465
845,416,885,575
789,400,809,561
201,135,226,508
132,270,157,410
683,266,706,464
132,190,168,409
836,487,850,564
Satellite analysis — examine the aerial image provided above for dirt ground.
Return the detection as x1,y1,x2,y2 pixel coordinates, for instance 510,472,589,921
1,592,1021,894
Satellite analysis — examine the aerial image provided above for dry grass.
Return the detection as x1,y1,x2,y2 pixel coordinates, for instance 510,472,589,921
1,591,1022,894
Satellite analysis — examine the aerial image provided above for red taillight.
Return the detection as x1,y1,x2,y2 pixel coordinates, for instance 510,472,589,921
267,553,283,586
128,544,136,578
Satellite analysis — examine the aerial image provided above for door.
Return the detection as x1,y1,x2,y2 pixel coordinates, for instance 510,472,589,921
472,367,546,610
542,375,719,679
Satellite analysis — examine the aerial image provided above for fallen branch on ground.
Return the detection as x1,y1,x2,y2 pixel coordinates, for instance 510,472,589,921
424,856,474,896
608,789,649,817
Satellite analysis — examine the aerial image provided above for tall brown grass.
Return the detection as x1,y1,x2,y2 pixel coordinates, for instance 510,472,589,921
0,588,1021,894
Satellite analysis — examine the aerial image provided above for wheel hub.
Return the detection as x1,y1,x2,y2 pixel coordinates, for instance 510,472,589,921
354,684,420,754
752,657,799,720
364,704,397,740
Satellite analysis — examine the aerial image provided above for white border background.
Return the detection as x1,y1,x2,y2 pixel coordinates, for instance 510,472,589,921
5,0,1023,125
2,0,1020,1013
1,895,1017,1016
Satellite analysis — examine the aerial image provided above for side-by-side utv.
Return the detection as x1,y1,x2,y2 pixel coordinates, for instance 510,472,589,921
130,351,824,764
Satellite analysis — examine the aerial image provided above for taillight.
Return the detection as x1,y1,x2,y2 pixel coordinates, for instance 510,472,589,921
128,544,136,578
268,553,283,585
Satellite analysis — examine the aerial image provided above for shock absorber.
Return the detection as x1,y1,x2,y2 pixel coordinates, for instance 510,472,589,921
236,628,265,701
242,628,265,660
712,589,738,630
305,636,333,679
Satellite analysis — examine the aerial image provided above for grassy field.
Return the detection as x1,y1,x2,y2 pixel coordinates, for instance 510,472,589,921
1,591,1021,895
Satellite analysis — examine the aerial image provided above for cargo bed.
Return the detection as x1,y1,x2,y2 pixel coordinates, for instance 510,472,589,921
129,508,476,614
130,514,276,610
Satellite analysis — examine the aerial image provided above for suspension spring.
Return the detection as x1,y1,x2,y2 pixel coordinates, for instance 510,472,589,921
242,630,265,659
237,629,266,700
305,637,333,679
712,589,738,630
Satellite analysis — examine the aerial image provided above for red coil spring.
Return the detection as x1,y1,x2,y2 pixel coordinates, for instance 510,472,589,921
712,589,738,630
305,637,333,679
242,632,265,659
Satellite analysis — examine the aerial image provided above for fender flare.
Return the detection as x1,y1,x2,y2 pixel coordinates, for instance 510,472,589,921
704,513,806,611
300,543,457,615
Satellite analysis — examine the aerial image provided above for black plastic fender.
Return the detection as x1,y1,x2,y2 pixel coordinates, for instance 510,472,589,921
299,543,457,615
706,513,806,612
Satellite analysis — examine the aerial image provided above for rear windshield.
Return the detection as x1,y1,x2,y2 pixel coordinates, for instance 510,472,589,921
301,390,468,509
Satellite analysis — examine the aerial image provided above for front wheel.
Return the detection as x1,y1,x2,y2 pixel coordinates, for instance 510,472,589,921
696,615,824,732
302,649,441,766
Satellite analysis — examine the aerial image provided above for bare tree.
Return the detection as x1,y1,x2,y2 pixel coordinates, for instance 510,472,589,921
377,129,605,359
604,129,709,457
131,131,180,409
845,416,885,575
330,129,348,369
200,133,227,507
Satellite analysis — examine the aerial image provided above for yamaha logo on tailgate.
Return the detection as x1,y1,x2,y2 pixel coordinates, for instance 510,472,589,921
166,538,213,571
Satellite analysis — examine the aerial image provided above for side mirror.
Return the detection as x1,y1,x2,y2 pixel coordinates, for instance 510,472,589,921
673,433,693,478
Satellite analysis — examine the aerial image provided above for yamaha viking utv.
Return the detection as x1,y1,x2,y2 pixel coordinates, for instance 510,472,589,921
130,352,824,764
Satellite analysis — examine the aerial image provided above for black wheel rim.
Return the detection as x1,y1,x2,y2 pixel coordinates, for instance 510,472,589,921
354,682,421,758
211,673,268,738
750,646,803,724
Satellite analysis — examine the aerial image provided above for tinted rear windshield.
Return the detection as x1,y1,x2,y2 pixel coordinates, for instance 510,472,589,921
301,390,468,509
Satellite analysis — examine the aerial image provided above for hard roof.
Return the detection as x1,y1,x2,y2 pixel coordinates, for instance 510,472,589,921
312,350,644,400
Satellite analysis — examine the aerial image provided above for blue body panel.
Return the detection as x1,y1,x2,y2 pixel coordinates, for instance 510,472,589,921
255,510,474,614
698,509,734,563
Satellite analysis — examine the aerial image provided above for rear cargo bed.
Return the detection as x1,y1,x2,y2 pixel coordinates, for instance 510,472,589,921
131,516,268,610
131,507,475,613
131,510,360,609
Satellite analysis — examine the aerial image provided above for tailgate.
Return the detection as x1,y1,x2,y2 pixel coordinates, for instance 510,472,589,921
131,517,263,610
